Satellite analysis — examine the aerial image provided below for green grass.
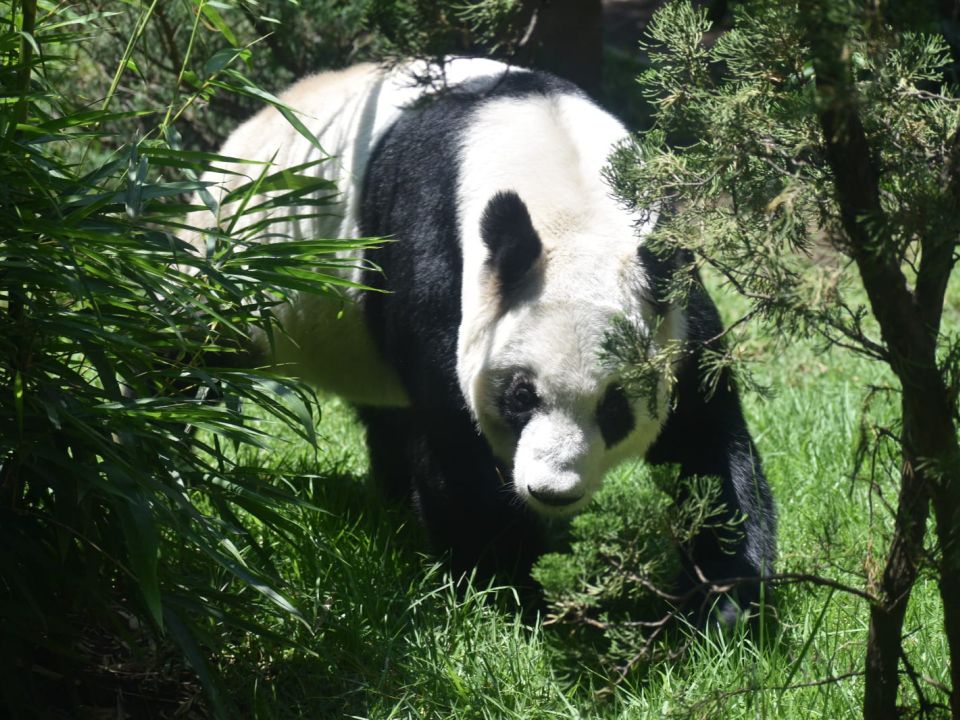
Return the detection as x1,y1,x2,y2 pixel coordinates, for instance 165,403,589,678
196,276,955,719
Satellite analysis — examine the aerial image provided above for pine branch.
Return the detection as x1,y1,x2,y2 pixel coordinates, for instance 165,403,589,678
801,7,960,719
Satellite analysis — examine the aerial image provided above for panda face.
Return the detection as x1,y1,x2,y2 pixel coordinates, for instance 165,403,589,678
464,212,678,515
474,291,677,517
453,92,680,516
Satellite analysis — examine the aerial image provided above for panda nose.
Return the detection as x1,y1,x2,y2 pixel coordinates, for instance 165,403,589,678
527,485,584,507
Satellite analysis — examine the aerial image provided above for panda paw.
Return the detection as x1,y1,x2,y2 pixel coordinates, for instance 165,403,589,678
704,590,778,638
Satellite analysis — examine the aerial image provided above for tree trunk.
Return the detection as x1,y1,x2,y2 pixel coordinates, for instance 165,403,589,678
851,261,960,720
514,0,603,97
901,366,960,720
932,474,960,718
863,452,930,719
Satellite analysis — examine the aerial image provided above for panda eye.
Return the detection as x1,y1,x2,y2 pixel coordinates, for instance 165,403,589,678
499,374,540,432
506,379,540,414
509,381,538,413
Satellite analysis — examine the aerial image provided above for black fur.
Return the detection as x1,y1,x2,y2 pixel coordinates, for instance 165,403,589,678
357,72,547,581
480,191,542,289
596,384,634,448
498,372,540,436
638,244,685,315
357,68,776,614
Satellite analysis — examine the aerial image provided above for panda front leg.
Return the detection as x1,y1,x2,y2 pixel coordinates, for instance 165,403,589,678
405,409,546,589
646,291,777,627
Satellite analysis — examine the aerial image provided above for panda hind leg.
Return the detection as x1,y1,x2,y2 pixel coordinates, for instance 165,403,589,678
355,406,419,504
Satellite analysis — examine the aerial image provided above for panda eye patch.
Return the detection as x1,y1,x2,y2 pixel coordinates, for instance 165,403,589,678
597,384,634,448
499,374,540,433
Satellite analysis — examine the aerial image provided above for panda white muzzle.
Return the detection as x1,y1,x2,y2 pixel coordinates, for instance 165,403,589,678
512,411,597,515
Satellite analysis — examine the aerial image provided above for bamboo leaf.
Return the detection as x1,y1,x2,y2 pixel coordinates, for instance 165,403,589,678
164,606,228,719
200,5,238,48
213,73,326,153
115,490,164,629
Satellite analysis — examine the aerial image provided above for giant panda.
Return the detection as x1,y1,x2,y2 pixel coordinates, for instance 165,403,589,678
191,58,776,621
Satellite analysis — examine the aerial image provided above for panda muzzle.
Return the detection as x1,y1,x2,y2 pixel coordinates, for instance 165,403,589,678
526,486,584,508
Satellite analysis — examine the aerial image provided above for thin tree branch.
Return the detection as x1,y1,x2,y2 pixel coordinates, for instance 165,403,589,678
802,5,936,382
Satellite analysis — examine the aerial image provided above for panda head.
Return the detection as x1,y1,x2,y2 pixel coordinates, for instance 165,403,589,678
457,190,685,517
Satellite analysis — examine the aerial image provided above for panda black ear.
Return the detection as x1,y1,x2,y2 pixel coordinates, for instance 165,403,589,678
480,191,542,290
638,244,686,315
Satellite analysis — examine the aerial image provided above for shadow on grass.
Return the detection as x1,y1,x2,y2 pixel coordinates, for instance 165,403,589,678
214,458,794,718
213,450,436,718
